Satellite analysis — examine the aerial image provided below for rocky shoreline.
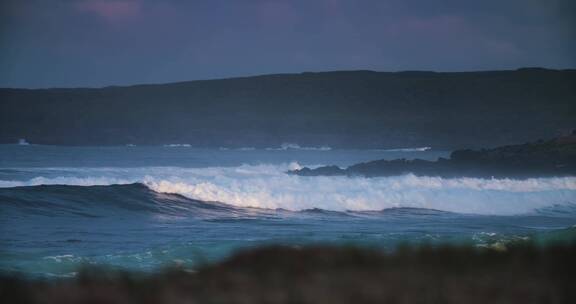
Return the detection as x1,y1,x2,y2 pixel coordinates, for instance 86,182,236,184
290,135,576,178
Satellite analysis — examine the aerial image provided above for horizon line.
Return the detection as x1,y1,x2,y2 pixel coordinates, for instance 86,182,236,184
2,66,574,91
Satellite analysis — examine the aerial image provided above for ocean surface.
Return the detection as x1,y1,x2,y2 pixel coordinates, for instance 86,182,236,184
1,144,575,278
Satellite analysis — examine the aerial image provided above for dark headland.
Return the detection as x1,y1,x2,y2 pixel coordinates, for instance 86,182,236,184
1,68,575,149
291,134,576,178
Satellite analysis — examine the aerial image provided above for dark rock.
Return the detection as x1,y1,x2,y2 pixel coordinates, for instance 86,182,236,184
290,137,576,178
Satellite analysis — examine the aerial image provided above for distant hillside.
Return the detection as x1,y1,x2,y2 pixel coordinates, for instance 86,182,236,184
0,68,574,148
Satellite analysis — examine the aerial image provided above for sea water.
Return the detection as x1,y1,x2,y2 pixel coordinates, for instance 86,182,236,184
0,144,575,277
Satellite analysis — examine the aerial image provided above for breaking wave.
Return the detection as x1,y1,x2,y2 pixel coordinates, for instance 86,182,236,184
1,163,575,215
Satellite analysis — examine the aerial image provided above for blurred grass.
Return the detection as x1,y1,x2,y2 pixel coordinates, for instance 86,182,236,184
2,243,575,304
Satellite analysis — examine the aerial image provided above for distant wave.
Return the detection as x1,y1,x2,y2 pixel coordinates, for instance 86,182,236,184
219,147,256,151
218,143,332,151
163,144,192,147
1,164,575,215
377,147,432,152
265,143,332,151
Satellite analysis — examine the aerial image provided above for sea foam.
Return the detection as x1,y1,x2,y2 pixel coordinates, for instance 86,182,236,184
1,163,575,215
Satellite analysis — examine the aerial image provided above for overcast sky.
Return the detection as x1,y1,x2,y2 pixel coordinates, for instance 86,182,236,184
1,0,574,88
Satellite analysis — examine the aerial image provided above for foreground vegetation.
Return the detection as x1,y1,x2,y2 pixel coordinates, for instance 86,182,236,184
2,243,575,304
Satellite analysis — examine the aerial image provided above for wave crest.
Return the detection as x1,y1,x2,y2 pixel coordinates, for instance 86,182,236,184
1,164,575,215
145,174,576,215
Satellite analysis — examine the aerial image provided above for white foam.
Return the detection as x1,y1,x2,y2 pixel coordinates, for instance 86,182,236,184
266,143,332,151
1,164,575,215
379,147,432,152
217,144,332,151
0,176,133,188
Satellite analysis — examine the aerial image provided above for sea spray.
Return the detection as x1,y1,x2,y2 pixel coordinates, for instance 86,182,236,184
1,164,575,215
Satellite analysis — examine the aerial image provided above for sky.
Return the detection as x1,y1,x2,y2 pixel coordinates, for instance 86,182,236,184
0,0,574,88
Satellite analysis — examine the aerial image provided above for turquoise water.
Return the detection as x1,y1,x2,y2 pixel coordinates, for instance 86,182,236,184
1,145,575,277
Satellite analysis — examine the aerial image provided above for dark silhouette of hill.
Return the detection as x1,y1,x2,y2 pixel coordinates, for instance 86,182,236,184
1,68,574,148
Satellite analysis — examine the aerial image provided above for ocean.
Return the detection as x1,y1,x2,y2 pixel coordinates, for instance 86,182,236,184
1,144,575,278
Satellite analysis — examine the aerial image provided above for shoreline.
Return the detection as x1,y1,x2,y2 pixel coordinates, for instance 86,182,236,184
291,136,576,179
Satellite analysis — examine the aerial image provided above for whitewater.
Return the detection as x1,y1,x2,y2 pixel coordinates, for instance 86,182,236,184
1,164,575,215
1,144,575,277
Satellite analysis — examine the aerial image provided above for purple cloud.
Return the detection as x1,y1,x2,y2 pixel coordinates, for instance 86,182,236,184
75,0,143,23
